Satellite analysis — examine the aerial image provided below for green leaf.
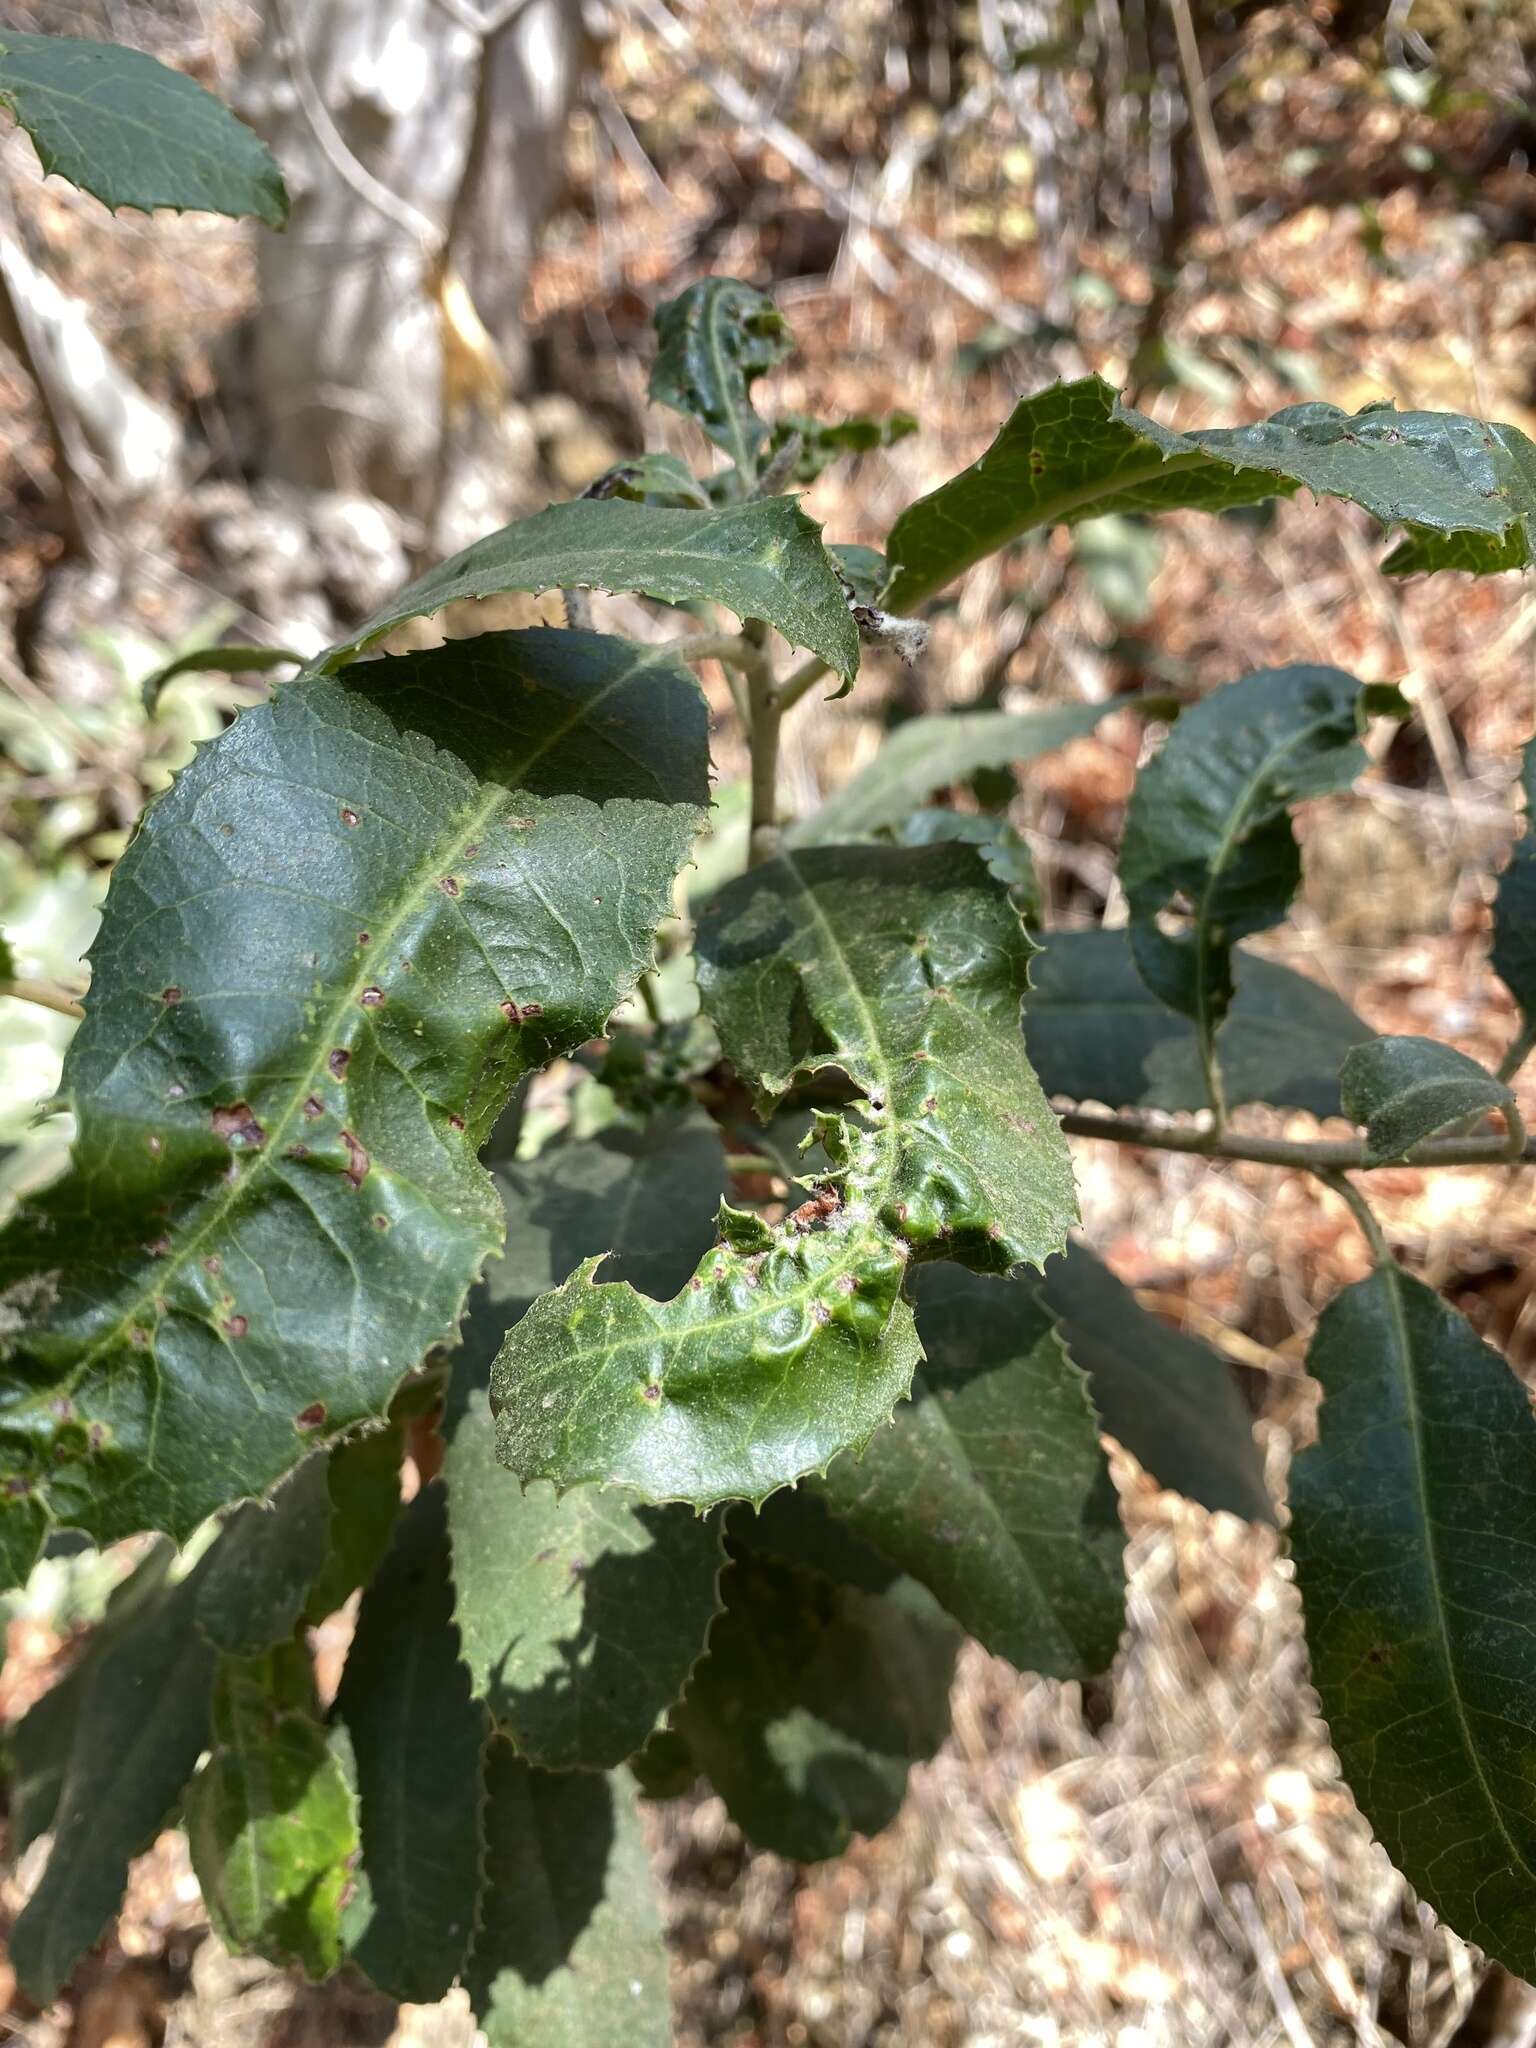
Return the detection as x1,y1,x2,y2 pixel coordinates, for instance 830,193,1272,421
303,1424,403,1623
334,1484,485,2003
1291,1269,1536,1972
466,1747,670,2048
648,278,793,478
590,452,713,510
1026,928,1371,1116
447,1115,726,1765
664,1545,960,1860
766,409,918,485
1039,1240,1272,1524
888,811,1038,912
495,842,1076,1511
183,1642,358,1978
699,843,1076,1272
10,1542,215,2004
828,543,888,603
1120,666,1386,1045
1493,739,1536,1027
314,496,857,685
792,698,1134,842
142,643,303,715
0,30,288,225
883,375,1536,611
0,629,708,1572
814,1262,1124,1673
1341,1035,1515,1164
195,1454,334,1655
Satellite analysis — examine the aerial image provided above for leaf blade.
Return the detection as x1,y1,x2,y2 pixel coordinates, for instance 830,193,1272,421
1340,1035,1514,1165
648,278,793,476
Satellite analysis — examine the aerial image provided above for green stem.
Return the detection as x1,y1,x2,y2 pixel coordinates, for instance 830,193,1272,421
742,621,782,866
1196,1018,1228,1139
1317,1168,1394,1267
1057,1108,1536,1173
775,653,831,716
1498,1017,1536,1084
1505,1094,1528,1161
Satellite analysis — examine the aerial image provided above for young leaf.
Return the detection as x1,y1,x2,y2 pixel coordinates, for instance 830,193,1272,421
0,30,288,225
447,1115,726,1766
334,1484,486,2003
1026,928,1371,1117
1340,1035,1516,1165
466,1746,671,2048
663,1547,960,1861
1291,1270,1536,1973
1492,739,1536,1030
883,376,1536,611
183,1642,358,1978
10,1543,215,2004
791,698,1136,842
648,278,792,478
0,630,708,1580
764,409,918,485
698,843,1076,1273
589,452,713,509
1040,1240,1272,1524
142,643,303,715
316,497,858,686
813,1262,1125,1674
1120,666,1386,1050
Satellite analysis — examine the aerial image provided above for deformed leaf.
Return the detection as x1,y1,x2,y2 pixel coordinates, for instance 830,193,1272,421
1340,1035,1515,1165
183,1641,358,1978
590,452,713,509
792,698,1135,842
448,1116,726,1765
333,1486,488,2002
315,496,859,686
466,1746,670,2048
10,1542,215,2004
1493,739,1536,1030
0,629,708,1580
1291,1269,1536,1972
1120,666,1386,1053
814,1262,1124,1674
766,409,918,485
1040,1239,1271,1524
648,278,792,476
1026,927,1371,1117
0,30,288,225
665,1544,960,1861
883,375,1536,611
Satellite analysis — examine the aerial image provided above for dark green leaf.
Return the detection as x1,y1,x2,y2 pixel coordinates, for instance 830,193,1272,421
1493,739,1536,1027
648,278,792,477
195,1454,333,1655
814,1262,1124,1672
314,497,857,684
766,410,918,485
1026,928,1371,1116
10,1542,215,2003
1120,666,1386,1045
466,1746,670,2048
183,1642,358,1978
333,1486,487,2001
448,1115,726,1765
666,1547,960,1860
793,699,1132,842
1340,1035,1515,1164
142,644,303,715
303,1424,402,1623
0,630,707,1573
590,453,713,509
1291,1269,1536,1972
883,376,1536,611
0,30,288,224
1040,1239,1272,1523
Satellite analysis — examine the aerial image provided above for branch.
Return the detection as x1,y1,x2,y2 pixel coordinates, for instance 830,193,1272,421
1057,1108,1536,1172
2,977,85,1021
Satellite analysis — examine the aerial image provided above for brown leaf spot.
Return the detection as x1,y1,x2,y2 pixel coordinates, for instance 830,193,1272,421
464,844,480,858
640,1382,662,1403
448,1114,466,1132
287,1142,310,1160
212,1101,266,1149
357,932,371,946
359,986,385,1008
129,1326,150,1347
294,1402,327,1432
341,1130,370,1187
204,1255,221,1276
1029,448,1046,474
145,1236,172,1257
372,1213,390,1230
439,876,461,897
303,1096,325,1119
161,986,183,1004
340,806,360,827
223,1313,249,1338
329,1048,351,1078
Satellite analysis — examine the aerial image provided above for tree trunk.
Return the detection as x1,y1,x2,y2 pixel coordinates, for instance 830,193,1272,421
231,0,585,521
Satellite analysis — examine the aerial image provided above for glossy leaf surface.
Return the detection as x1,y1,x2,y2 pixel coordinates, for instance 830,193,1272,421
1292,1270,1536,1972
0,630,708,1581
0,29,287,224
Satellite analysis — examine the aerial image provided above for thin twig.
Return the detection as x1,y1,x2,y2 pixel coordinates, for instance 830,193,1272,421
1499,1018,1536,1084
2,977,85,1021
1058,1107,1536,1172
1317,1168,1394,1268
